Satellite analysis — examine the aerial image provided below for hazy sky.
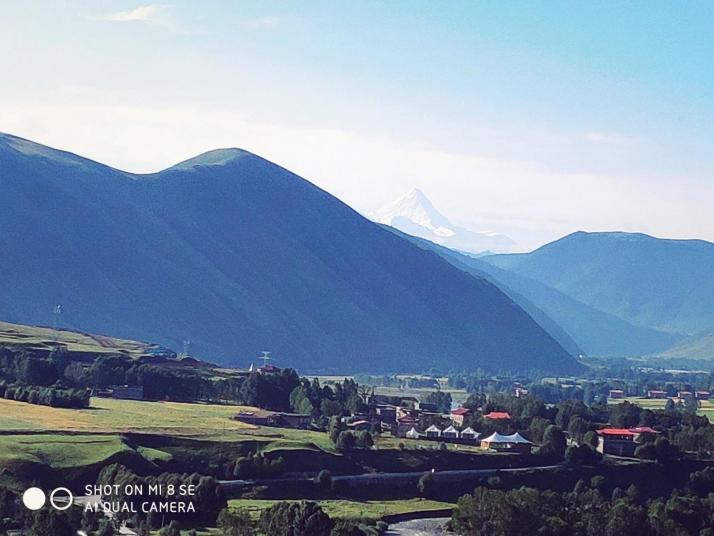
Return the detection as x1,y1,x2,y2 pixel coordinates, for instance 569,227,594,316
1,1,713,250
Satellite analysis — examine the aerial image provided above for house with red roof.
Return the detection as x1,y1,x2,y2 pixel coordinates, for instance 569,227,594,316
596,427,660,456
484,411,512,421
450,406,473,426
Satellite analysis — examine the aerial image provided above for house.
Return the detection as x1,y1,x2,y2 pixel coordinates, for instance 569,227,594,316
442,425,459,439
629,426,660,442
418,402,438,413
514,387,529,398
460,427,480,442
374,405,397,424
596,428,637,456
399,396,420,410
395,415,418,438
484,411,512,421
450,407,473,426
111,385,144,401
647,390,667,399
347,419,372,431
425,425,442,438
678,391,693,400
275,412,311,429
480,432,532,454
233,410,275,426
259,363,282,374
608,389,625,400
696,391,711,401
406,427,420,439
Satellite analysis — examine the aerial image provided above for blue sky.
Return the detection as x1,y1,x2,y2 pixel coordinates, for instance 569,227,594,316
1,1,713,250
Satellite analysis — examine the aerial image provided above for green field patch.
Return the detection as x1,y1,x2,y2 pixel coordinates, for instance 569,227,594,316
229,498,454,522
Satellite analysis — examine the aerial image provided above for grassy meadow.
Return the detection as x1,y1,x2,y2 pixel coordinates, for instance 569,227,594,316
609,396,714,420
0,320,153,358
229,498,453,521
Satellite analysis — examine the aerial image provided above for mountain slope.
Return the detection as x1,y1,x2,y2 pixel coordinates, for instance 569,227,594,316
393,230,683,357
0,133,581,374
484,232,714,336
656,328,714,360
371,189,514,254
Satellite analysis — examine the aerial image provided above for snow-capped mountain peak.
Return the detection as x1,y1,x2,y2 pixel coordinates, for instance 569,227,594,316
371,189,515,254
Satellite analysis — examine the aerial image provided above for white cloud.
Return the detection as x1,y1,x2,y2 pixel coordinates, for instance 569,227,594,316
0,101,710,252
585,131,642,144
94,4,180,31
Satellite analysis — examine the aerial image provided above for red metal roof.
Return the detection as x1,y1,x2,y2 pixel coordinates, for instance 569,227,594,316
597,428,637,436
451,407,472,415
484,411,512,420
629,426,659,434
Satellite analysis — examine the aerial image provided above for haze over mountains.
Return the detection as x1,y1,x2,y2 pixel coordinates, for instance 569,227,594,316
0,133,580,374
390,230,685,358
484,232,714,337
371,189,515,254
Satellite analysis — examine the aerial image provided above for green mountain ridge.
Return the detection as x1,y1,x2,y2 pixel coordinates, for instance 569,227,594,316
390,229,684,357
484,231,714,336
0,133,581,374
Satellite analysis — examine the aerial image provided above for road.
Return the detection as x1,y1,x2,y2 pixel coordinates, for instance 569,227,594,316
219,464,563,495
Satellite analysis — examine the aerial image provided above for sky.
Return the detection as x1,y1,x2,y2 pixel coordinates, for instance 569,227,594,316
1,1,713,251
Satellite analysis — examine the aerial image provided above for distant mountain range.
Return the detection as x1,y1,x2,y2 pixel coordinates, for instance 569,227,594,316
371,189,515,254
391,229,684,358
0,133,581,374
471,231,714,361
484,232,714,336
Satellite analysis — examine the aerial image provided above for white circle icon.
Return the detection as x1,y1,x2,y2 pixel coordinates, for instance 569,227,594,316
50,487,73,511
22,487,46,510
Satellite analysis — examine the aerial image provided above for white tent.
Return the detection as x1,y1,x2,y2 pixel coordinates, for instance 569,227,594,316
406,427,420,439
482,432,531,444
442,425,459,438
460,427,480,439
425,424,442,438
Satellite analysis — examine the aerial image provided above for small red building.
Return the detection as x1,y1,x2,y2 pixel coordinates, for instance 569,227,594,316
647,390,667,399
608,389,625,399
450,407,473,426
696,391,710,401
484,411,512,421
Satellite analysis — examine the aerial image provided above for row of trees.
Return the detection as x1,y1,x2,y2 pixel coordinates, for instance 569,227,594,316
0,380,89,408
217,500,387,536
451,468,714,536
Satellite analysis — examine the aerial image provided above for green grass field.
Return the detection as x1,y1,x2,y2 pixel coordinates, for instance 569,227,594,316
229,498,453,521
0,320,154,358
0,397,335,449
0,434,130,468
609,396,714,420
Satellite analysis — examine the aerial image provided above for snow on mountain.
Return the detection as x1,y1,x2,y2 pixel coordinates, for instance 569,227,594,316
371,189,515,254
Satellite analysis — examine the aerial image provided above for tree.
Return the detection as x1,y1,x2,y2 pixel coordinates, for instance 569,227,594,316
158,520,180,536
315,469,333,490
423,391,453,413
565,444,601,465
665,398,676,412
539,425,566,460
217,508,254,536
259,501,333,536
417,472,435,497
583,430,599,449
634,442,657,460
336,431,356,451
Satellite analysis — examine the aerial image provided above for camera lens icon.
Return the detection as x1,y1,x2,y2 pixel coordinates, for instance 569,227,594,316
22,487,46,510
50,487,73,510
22,487,73,510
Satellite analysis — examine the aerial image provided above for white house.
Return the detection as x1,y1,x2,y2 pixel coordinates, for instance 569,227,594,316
442,425,460,439
425,424,442,438
406,427,420,439
460,427,480,441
